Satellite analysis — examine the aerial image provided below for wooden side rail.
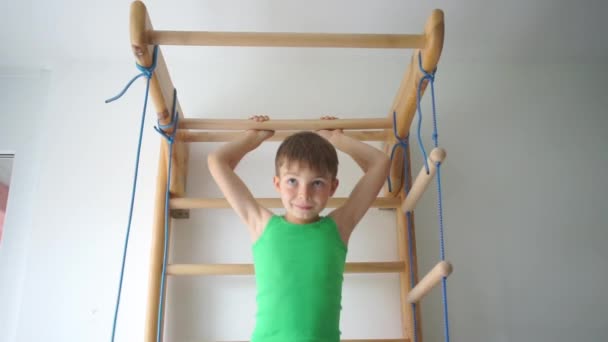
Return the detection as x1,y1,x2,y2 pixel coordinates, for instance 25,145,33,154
401,148,446,213
170,197,400,209
130,2,189,341
148,31,425,49
179,118,391,131
130,1,189,197
384,9,444,196
168,262,406,276
406,261,452,303
177,130,388,142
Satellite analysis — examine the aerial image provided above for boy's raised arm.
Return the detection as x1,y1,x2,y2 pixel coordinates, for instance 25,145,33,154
207,118,274,240
320,121,391,241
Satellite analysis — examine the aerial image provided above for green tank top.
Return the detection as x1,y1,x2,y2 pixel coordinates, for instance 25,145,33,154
251,215,347,342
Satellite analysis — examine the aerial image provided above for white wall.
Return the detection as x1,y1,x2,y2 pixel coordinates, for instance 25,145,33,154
413,62,608,342
0,69,50,342
0,64,160,342
1,56,606,342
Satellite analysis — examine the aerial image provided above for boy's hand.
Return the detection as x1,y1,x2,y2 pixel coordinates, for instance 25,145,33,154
248,115,274,140
317,115,343,141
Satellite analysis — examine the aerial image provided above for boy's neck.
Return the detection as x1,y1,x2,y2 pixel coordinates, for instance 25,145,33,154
282,213,322,225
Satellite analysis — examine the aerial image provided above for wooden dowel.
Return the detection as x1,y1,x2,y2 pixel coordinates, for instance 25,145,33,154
401,148,446,213
170,197,400,209
406,261,452,303
179,118,391,131
176,129,388,142
167,262,405,276
148,31,426,49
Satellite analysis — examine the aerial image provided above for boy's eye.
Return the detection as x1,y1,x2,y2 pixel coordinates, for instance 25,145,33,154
286,178,297,185
312,180,325,187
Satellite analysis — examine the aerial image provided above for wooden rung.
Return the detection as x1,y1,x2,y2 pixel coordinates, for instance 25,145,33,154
170,197,400,209
179,118,391,131
148,30,425,49
167,262,405,276
176,130,388,142
406,261,453,303
401,148,446,213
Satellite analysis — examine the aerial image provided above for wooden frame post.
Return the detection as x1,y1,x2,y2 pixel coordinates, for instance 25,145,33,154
385,9,444,342
396,148,422,342
384,9,444,197
130,1,190,341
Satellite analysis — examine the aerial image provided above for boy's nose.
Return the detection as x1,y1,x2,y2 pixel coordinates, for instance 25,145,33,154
298,186,310,199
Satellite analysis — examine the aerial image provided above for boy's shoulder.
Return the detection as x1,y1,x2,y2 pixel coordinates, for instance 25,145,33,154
251,209,274,241
327,209,353,245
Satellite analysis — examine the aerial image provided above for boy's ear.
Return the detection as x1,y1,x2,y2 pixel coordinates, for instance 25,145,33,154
330,178,339,196
273,176,281,192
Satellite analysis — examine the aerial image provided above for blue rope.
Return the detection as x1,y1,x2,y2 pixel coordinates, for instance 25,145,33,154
153,88,180,342
106,46,159,104
106,45,159,342
415,51,438,174
387,111,409,193
415,51,450,342
407,212,419,342
436,163,450,342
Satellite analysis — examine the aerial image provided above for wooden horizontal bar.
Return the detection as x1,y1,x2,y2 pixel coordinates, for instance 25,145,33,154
149,30,425,49
407,261,453,303
167,262,405,276
170,197,400,209
179,118,391,131
176,129,388,142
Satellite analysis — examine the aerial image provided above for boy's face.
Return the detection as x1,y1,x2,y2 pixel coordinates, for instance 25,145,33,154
273,161,339,224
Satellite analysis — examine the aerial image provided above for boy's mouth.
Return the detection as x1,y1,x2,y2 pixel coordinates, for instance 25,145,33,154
293,204,313,210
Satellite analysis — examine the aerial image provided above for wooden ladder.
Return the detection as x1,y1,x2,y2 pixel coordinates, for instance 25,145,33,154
127,1,446,341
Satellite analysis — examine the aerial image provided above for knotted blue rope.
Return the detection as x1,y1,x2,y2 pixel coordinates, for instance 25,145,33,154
153,88,180,342
387,111,409,193
105,46,159,104
106,45,159,342
414,51,450,342
436,162,450,342
415,51,439,174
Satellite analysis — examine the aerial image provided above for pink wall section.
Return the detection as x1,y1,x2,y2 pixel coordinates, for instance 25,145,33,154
0,182,8,242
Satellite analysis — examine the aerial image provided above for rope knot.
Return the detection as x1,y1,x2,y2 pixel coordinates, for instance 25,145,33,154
418,50,437,80
154,88,179,144
386,111,410,192
105,46,159,104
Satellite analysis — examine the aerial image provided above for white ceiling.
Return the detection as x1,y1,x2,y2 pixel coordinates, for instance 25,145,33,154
0,0,606,68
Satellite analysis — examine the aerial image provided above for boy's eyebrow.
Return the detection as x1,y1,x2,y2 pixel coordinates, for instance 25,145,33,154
282,172,330,180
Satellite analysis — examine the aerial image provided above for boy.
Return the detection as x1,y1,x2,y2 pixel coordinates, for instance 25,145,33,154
207,115,391,342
